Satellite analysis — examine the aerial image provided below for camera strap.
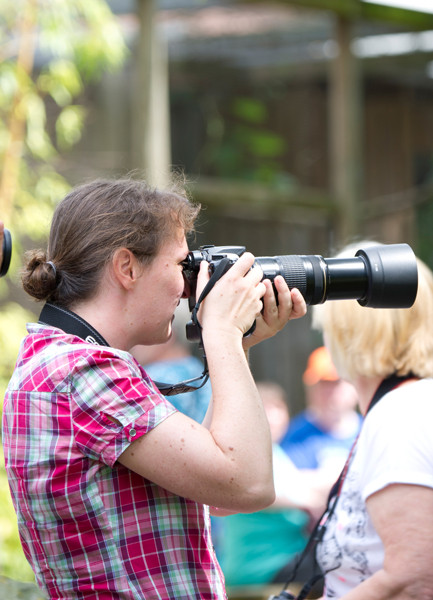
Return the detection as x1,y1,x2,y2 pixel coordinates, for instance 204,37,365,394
188,256,256,341
38,302,209,397
189,257,232,337
272,371,416,600
39,302,109,346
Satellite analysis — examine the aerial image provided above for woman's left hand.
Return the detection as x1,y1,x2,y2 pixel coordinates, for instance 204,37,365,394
242,275,307,350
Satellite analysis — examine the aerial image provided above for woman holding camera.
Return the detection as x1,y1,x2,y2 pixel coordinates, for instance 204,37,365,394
2,178,306,600
312,251,433,600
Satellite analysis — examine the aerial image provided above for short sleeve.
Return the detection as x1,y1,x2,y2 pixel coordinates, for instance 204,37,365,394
355,380,433,501
70,349,177,467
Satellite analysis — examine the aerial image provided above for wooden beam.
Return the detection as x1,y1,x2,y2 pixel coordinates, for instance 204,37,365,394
280,0,363,19
283,0,433,30
133,0,171,187
363,2,433,30
328,16,363,244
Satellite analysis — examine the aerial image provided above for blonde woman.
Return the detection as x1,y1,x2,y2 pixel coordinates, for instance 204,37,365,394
312,248,433,600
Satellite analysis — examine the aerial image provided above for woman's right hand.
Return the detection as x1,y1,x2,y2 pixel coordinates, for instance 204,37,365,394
196,252,266,339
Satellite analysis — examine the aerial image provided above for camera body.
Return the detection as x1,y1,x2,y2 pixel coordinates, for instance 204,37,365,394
183,245,246,305
182,242,418,310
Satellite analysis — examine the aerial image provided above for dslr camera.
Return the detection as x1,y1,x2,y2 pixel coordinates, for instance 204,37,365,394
182,242,418,319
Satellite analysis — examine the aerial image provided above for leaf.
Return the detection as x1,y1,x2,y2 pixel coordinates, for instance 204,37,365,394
37,60,83,106
247,130,286,158
232,97,268,124
33,171,71,206
55,105,86,149
0,64,19,106
23,93,56,160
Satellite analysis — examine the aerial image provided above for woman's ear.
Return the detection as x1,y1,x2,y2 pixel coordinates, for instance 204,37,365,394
112,248,140,290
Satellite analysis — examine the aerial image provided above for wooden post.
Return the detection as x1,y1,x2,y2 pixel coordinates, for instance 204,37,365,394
328,14,363,245
133,0,171,188
0,0,37,221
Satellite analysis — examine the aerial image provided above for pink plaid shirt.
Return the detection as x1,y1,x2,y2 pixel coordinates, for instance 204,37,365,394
2,323,226,599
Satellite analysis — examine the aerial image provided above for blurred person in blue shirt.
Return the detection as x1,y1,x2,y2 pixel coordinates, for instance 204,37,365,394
131,299,211,422
280,346,362,474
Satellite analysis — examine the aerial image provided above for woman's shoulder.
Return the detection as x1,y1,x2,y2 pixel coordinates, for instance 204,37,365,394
22,322,145,384
363,377,433,442
383,377,433,409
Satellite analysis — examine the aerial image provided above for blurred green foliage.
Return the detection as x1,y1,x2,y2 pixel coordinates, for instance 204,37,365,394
0,302,36,406
0,445,35,583
0,297,38,587
0,0,127,588
417,192,433,268
202,95,297,189
0,576,45,600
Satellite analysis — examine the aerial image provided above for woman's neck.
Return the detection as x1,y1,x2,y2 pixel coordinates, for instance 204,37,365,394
352,376,383,416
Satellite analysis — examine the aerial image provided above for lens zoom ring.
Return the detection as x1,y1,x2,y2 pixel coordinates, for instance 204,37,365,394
276,255,307,295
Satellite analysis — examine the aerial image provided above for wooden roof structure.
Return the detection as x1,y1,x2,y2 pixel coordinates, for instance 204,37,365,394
280,0,433,29
123,0,433,240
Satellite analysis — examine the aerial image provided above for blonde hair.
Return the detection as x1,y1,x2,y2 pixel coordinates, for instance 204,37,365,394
313,256,433,381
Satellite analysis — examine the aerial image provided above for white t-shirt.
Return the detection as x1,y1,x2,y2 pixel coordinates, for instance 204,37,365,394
316,378,433,598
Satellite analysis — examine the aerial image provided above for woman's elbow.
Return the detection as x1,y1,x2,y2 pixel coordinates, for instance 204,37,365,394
248,484,276,512
230,479,276,513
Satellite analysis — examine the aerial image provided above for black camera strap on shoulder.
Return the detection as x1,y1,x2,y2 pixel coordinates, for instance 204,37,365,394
271,371,417,600
324,372,416,502
39,302,110,346
38,302,209,397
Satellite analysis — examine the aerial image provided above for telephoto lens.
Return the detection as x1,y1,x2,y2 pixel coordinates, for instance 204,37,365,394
254,243,418,308
0,228,12,277
183,243,418,310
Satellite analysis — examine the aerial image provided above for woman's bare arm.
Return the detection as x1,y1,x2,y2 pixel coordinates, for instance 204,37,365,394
339,483,433,600
119,255,306,512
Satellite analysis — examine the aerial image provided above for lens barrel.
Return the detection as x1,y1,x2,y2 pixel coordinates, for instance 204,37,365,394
255,243,418,308
0,228,12,278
